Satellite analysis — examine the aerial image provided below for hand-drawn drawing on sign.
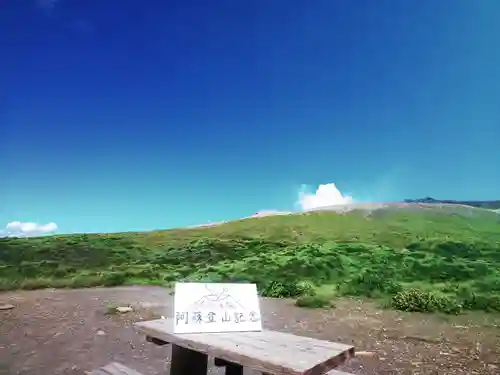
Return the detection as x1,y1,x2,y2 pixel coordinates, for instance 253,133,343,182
173,282,263,334
193,284,244,309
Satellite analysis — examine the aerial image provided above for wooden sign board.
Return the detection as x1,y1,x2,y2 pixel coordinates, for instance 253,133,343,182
173,282,263,334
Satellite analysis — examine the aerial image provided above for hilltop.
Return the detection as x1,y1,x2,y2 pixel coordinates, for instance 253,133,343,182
190,199,499,229
404,197,500,210
1,206,500,314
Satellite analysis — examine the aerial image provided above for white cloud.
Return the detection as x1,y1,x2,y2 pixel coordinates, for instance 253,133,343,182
297,183,354,210
1,221,58,238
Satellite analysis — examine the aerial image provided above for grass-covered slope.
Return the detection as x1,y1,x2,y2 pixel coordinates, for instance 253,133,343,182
1,209,500,313
404,197,500,210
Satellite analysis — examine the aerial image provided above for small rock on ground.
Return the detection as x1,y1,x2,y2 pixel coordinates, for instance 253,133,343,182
116,306,133,313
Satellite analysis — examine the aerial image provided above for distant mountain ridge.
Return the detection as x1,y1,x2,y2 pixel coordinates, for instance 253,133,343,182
404,197,500,210
188,198,499,230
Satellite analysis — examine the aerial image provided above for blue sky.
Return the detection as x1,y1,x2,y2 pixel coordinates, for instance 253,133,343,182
2,0,499,236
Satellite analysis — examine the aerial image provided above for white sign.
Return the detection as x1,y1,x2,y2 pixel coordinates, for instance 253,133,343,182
173,282,263,334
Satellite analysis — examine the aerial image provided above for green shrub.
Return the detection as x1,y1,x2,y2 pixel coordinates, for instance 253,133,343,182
341,269,402,297
101,272,127,287
260,280,305,298
52,266,77,278
0,278,19,291
460,291,500,312
295,280,317,296
70,275,105,288
295,294,335,309
19,278,55,290
260,280,316,299
391,288,462,314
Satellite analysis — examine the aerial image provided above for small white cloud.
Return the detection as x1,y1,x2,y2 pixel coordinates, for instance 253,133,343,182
1,221,58,238
297,183,353,211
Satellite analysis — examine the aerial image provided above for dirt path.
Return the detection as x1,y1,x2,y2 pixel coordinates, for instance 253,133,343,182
1,286,499,375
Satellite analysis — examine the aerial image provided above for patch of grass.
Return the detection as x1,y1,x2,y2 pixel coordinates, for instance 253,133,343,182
295,293,336,309
1,210,500,314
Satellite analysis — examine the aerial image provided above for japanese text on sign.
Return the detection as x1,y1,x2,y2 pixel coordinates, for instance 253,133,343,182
175,310,261,325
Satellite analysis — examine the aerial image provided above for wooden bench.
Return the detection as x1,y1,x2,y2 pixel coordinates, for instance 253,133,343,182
135,318,355,375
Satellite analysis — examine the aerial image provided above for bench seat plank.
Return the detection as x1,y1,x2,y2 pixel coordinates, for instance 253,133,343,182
135,319,354,375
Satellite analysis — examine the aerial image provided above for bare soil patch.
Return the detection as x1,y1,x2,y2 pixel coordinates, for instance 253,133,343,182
1,286,499,375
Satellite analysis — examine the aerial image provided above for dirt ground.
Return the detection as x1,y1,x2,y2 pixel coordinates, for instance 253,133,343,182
1,286,499,375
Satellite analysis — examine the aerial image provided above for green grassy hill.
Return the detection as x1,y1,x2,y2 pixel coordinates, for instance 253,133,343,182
1,209,500,313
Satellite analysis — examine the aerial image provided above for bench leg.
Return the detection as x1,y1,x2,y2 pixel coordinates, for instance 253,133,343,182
169,344,208,375
214,358,243,375
222,363,243,375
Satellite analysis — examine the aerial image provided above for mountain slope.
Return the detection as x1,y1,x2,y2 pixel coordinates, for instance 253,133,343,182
1,208,500,313
404,197,500,210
